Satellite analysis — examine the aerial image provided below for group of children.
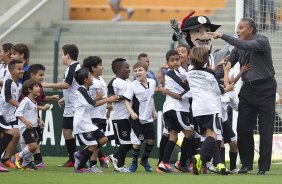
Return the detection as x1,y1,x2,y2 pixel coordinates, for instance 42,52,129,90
0,41,249,175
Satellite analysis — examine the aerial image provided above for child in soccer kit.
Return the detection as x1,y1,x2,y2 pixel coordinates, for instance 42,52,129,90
187,46,234,175
123,61,157,172
157,50,193,173
14,79,43,170
43,44,81,167
73,68,119,173
107,58,132,172
0,60,24,169
82,56,114,171
20,64,59,168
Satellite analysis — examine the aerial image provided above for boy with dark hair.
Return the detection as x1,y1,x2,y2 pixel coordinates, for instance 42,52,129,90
20,64,59,168
158,50,194,173
0,60,23,169
124,61,157,172
43,44,80,167
15,79,43,170
82,56,112,172
73,68,118,173
107,58,132,172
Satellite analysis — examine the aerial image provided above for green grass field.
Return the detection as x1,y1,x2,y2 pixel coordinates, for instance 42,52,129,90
1,157,282,184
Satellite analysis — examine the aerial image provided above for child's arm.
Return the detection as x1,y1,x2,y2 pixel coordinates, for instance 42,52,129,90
124,99,138,120
58,98,64,107
7,99,19,108
4,79,19,107
42,82,70,89
229,63,251,84
156,64,167,86
43,95,60,102
38,104,51,111
223,62,231,87
17,116,33,129
94,95,119,107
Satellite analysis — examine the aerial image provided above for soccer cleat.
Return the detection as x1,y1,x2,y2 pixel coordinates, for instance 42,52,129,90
2,159,16,169
156,166,165,173
216,163,228,175
174,160,189,173
158,161,174,173
57,160,74,167
192,154,202,175
34,162,45,168
89,165,102,173
127,8,135,19
23,162,38,171
140,159,153,172
108,154,118,170
74,151,83,171
99,156,110,168
229,168,239,174
15,153,23,170
114,165,129,173
0,164,9,172
129,162,138,172
75,168,90,173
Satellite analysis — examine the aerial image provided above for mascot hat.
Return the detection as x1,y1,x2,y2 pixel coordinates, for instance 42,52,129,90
172,12,221,41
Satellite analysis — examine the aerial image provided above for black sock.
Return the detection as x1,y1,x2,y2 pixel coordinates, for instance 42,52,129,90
141,143,154,162
34,153,43,163
220,147,225,165
131,147,140,163
78,150,93,170
117,144,131,167
107,135,116,141
180,137,191,166
163,140,176,163
158,135,169,165
229,151,238,170
200,136,215,166
0,133,13,156
89,160,97,167
65,138,76,163
211,141,222,166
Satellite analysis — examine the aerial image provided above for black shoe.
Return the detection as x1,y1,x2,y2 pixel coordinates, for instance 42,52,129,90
257,170,265,175
238,167,249,174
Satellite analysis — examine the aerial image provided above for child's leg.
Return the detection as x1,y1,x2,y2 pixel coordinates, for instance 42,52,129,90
179,130,193,168
0,129,13,156
229,141,238,170
162,130,178,163
62,117,76,165
2,127,20,162
21,142,38,167
117,144,131,168
77,145,96,170
129,144,140,172
158,133,169,165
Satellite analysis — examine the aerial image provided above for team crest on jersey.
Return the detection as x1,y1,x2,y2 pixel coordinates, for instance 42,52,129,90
121,131,128,137
86,132,92,138
139,134,144,141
